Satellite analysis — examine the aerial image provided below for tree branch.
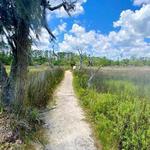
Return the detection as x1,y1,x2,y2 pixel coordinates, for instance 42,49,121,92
42,0,76,16
46,3,65,11
88,65,102,88
77,48,82,55
2,28,16,52
40,0,77,40
42,7,56,40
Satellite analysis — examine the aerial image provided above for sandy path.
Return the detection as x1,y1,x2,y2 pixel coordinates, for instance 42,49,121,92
43,70,97,150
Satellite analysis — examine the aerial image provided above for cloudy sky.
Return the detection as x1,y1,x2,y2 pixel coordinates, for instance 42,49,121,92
34,0,150,60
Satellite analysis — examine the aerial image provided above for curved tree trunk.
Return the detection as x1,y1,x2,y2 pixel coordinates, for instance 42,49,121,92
2,19,29,107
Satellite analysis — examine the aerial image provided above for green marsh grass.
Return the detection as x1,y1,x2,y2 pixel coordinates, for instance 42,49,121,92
74,67,150,150
2,67,64,147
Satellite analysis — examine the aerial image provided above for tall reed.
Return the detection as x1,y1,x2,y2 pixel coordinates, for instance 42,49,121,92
27,67,64,108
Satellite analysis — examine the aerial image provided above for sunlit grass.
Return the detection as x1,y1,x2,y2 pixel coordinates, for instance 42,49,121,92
4,65,63,108
29,66,49,72
74,67,150,150
5,65,10,74
26,68,64,108
5,65,49,74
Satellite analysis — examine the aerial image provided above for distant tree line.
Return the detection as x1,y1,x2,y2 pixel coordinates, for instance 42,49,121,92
1,50,150,67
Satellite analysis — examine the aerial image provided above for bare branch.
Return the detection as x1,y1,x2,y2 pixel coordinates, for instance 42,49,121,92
42,7,56,40
2,28,16,52
77,48,83,55
46,2,65,11
52,44,58,57
88,65,102,88
40,0,77,40
42,0,76,16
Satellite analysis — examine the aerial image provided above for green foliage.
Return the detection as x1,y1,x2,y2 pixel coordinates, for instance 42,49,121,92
23,67,64,143
32,56,48,65
0,52,12,65
74,69,150,150
93,57,112,66
0,67,64,147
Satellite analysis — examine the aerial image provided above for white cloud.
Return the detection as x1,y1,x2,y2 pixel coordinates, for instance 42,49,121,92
59,5,150,59
59,24,111,57
32,2,150,59
58,22,67,32
113,5,150,38
133,0,150,5
31,28,51,50
53,22,67,36
110,4,150,58
70,24,85,35
31,22,67,50
47,0,87,19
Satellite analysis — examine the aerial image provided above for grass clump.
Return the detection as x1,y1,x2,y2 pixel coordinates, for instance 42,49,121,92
0,67,64,149
27,67,64,108
73,68,150,150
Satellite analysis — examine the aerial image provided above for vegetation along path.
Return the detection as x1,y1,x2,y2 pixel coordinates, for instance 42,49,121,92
43,70,97,150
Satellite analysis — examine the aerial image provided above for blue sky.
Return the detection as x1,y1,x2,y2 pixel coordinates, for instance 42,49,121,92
50,0,139,34
35,0,150,59
70,0,138,34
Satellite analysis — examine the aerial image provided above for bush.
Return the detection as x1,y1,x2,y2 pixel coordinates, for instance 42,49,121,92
0,52,12,65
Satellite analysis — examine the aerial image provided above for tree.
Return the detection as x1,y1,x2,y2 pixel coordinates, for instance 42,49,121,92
0,0,76,106
77,48,84,69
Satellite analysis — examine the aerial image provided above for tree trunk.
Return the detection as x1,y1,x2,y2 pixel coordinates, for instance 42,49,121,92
0,62,8,86
0,62,8,102
2,19,29,107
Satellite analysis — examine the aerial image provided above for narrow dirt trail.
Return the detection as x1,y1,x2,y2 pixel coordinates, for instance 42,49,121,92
43,70,97,150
